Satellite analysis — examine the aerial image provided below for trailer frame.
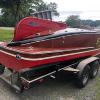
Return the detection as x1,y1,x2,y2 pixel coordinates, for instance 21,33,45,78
0,56,99,93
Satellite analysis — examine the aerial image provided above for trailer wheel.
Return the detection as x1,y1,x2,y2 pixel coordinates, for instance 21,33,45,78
89,61,100,79
0,64,5,75
76,65,90,88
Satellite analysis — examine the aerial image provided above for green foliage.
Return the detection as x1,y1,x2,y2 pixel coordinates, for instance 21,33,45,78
66,15,100,28
0,0,58,27
0,0,14,8
0,0,44,26
0,9,16,27
66,15,81,28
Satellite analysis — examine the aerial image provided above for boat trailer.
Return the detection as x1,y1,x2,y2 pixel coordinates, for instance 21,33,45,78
0,56,99,93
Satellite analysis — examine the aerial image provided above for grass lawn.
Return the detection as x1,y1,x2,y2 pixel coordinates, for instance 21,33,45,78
95,75,100,100
0,27,14,41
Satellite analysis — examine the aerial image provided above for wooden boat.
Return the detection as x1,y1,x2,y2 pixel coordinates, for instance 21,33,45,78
0,17,100,71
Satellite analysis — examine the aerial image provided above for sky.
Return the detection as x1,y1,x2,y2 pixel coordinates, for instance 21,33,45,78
43,0,100,21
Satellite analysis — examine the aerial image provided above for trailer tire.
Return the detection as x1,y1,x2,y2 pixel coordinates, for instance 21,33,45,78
0,64,5,75
89,60,100,79
76,65,90,88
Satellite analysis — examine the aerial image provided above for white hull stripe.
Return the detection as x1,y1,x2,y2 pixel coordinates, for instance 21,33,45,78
28,47,94,54
0,48,100,61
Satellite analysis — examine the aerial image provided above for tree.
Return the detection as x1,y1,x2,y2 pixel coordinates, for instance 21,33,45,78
48,2,59,16
81,20,100,28
30,2,59,16
0,0,21,22
65,15,100,29
0,0,58,26
66,15,81,28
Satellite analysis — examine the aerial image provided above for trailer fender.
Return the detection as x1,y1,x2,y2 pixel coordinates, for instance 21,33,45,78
76,57,100,76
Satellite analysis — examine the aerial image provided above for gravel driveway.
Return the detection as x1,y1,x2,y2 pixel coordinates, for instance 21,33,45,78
0,71,99,100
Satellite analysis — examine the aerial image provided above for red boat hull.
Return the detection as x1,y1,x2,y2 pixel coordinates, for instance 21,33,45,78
0,32,100,71
0,47,100,71
0,17,100,71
